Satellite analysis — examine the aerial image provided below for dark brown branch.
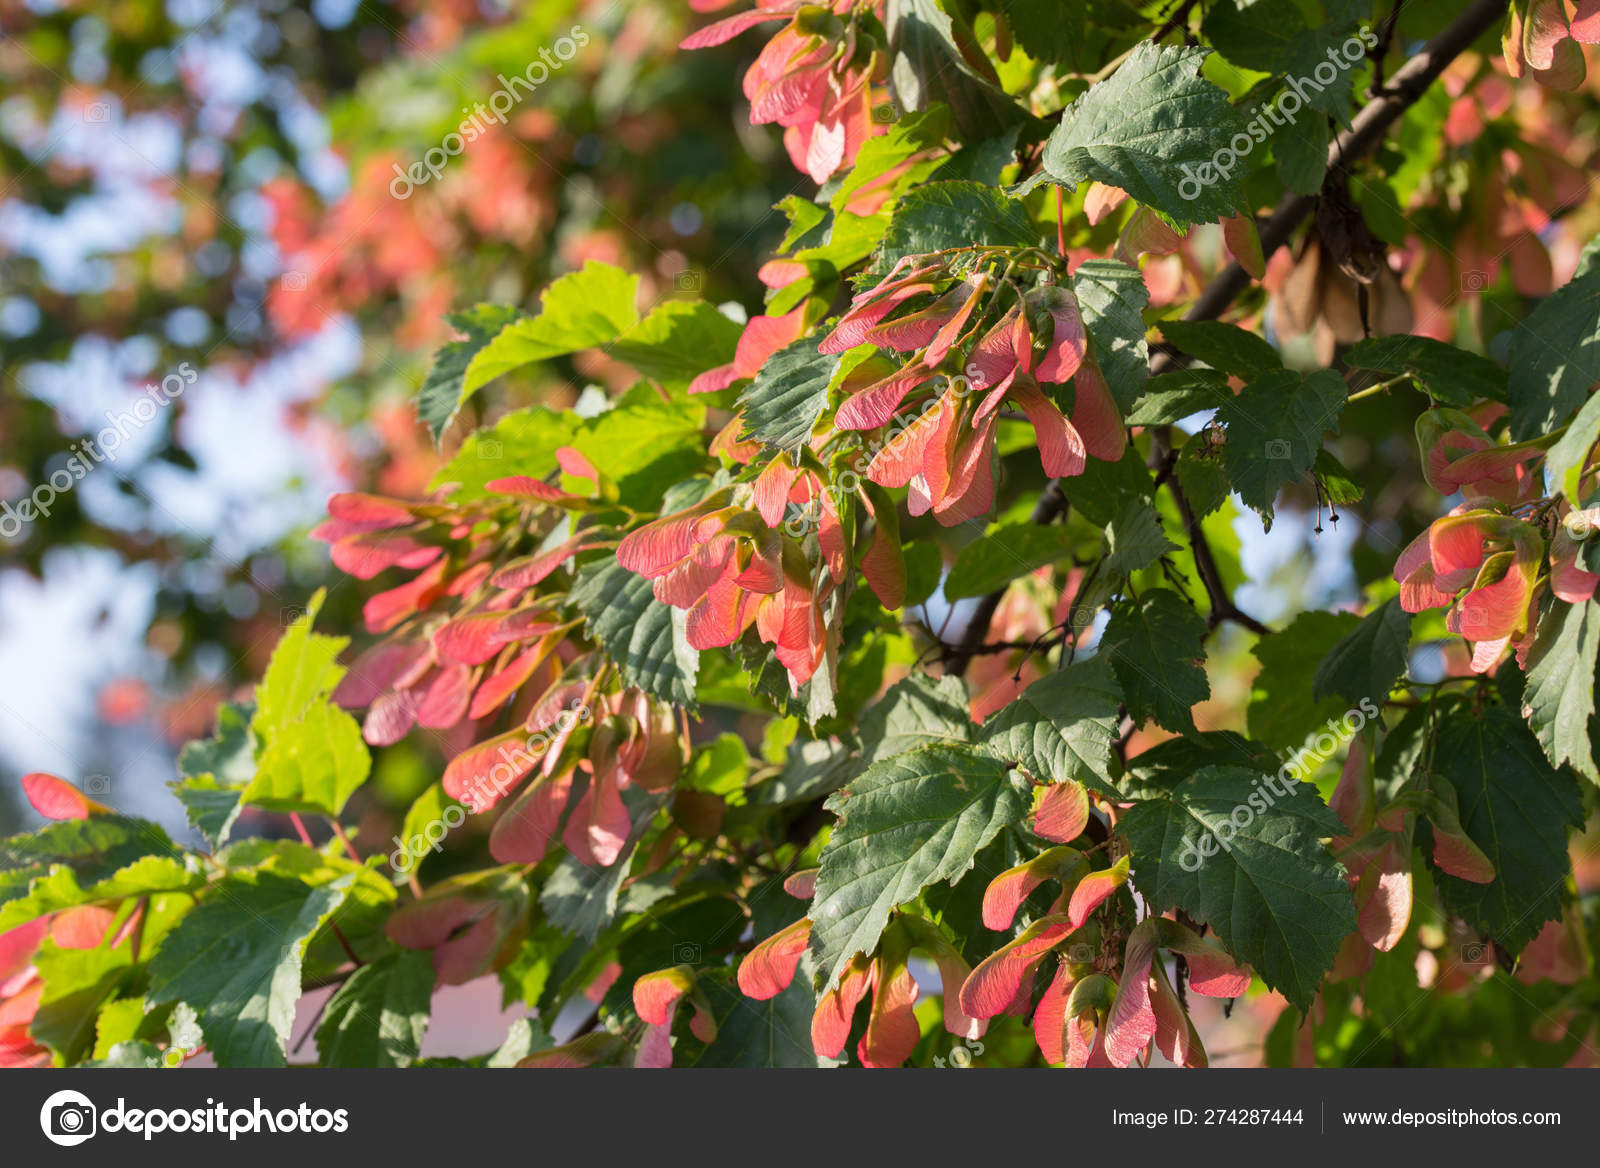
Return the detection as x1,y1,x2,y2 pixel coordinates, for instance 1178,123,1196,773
1150,0,1200,43
1167,470,1270,635
948,0,1509,674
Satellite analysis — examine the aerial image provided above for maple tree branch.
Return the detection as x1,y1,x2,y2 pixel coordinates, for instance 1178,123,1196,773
947,0,1509,676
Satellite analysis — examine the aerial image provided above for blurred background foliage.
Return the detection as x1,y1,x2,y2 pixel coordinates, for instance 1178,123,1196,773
0,0,791,840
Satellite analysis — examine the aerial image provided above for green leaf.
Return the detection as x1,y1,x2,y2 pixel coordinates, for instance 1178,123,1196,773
1101,591,1210,736
247,701,371,818
539,850,632,941
831,106,952,216
1313,449,1363,504
1507,250,1600,440
736,336,837,454
486,1017,553,1067
315,949,434,1068
1204,0,1362,118
856,673,973,765
870,180,1037,277
1275,110,1329,195
1027,42,1247,227
1,815,178,913
976,657,1121,794
810,743,1032,990
570,555,699,709
460,262,641,397
251,590,344,729
170,777,244,853
32,939,133,1064
1218,368,1346,526
0,854,202,935
147,872,354,1067
245,592,370,817
1059,445,1156,527
416,303,525,442
1175,435,1231,517
1544,389,1600,507
1344,335,1507,408
1105,498,1180,578
429,406,579,500
1249,610,1360,753
177,698,257,786
1520,599,1600,784
394,783,462,883
883,0,1030,142
1159,319,1282,379
1312,597,1411,711
1429,707,1584,951
568,386,714,508
1073,259,1150,410
692,970,828,1067
606,301,743,390
943,523,1073,600
1119,765,1355,1011
1127,369,1232,426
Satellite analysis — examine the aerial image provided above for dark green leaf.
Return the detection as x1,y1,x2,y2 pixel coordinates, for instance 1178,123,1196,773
315,949,434,1068
571,556,699,709
1073,259,1150,410
943,523,1072,600
1344,335,1507,408
1101,591,1210,735
416,303,524,442
1507,249,1600,440
976,657,1121,794
1313,597,1411,710
1218,368,1346,526
1159,319,1282,379
1429,708,1583,951
1127,369,1231,426
147,872,354,1067
870,181,1037,277
1204,0,1363,118
1520,599,1600,784
857,673,973,765
884,0,1030,141
1028,42,1248,227
692,969,827,1067
1249,610,1361,752
810,743,1031,989
1119,764,1354,1010
736,336,837,454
